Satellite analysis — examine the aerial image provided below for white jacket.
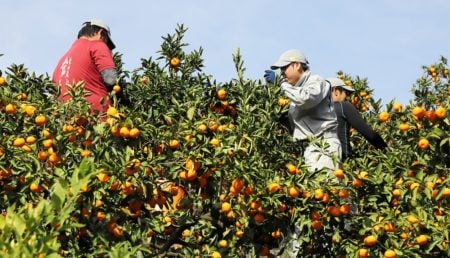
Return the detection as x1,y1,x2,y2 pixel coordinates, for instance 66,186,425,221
280,71,338,141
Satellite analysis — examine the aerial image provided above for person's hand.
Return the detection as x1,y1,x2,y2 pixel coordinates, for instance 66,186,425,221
264,70,275,83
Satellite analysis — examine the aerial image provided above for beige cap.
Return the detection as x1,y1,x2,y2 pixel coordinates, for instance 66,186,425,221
271,49,309,70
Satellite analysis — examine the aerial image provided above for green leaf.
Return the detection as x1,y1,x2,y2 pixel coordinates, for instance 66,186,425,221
51,181,66,211
187,107,195,120
78,158,94,178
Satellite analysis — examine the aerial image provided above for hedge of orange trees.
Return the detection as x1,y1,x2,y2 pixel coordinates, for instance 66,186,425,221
1,25,450,257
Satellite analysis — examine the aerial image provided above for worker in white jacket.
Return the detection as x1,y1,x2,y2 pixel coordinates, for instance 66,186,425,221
265,49,341,172
265,49,342,257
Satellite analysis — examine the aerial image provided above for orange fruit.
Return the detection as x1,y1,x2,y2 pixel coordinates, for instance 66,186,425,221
216,89,227,100
314,189,325,200
13,137,26,147
416,234,429,246
278,97,290,106
21,145,32,153
333,169,344,179
210,138,220,147
16,93,27,100
30,182,42,192
106,106,119,117
37,151,48,161
170,57,180,68
218,239,228,248
25,105,36,116
384,222,395,232
392,189,401,198
5,104,17,114
407,215,419,224
425,110,437,123
399,123,409,132
181,229,190,238
288,186,300,198
311,220,323,230
378,111,390,122
112,227,123,237
112,85,121,93
352,178,363,188
435,106,446,119
442,188,450,197
96,211,106,221
42,139,53,149
393,103,402,112
129,128,140,138
358,171,369,179
221,202,231,213
425,181,435,189
400,232,409,240
321,193,331,203
119,127,130,138
211,251,221,258
327,206,341,217
339,204,351,215
80,183,90,192
197,123,208,133
409,182,420,190
62,124,74,133
286,163,299,175
249,200,261,210
418,138,429,150
363,235,378,247
80,149,92,157
412,106,426,119
96,173,110,183
384,249,396,258
0,76,5,86
169,139,180,149
35,115,47,126
268,182,280,193
358,248,369,258
42,129,52,139
338,189,349,199
271,229,282,239
217,124,228,133
310,211,321,220
231,178,244,191
253,213,265,223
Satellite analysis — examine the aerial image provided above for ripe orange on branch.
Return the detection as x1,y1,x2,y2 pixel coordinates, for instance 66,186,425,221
35,115,48,126
216,89,227,100
378,111,390,122
170,57,181,68
418,138,429,150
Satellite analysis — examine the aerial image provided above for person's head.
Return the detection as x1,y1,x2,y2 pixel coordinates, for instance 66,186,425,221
78,19,116,50
328,78,355,102
271,49,309,85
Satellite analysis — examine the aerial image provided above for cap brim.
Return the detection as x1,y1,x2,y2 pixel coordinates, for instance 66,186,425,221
106,36,116,50
342,86,355,92
270,60,291,70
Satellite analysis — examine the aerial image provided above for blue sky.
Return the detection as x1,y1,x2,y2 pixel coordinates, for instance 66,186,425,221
1,1,449,105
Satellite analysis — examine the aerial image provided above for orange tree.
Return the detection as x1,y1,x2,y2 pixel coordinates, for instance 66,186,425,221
1,25,449,257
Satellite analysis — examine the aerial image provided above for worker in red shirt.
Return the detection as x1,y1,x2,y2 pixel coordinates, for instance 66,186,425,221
52,19,118,113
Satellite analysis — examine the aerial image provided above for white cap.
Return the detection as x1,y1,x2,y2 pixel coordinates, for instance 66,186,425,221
271,49,309,70
84,19,115,50
326,78,355,92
